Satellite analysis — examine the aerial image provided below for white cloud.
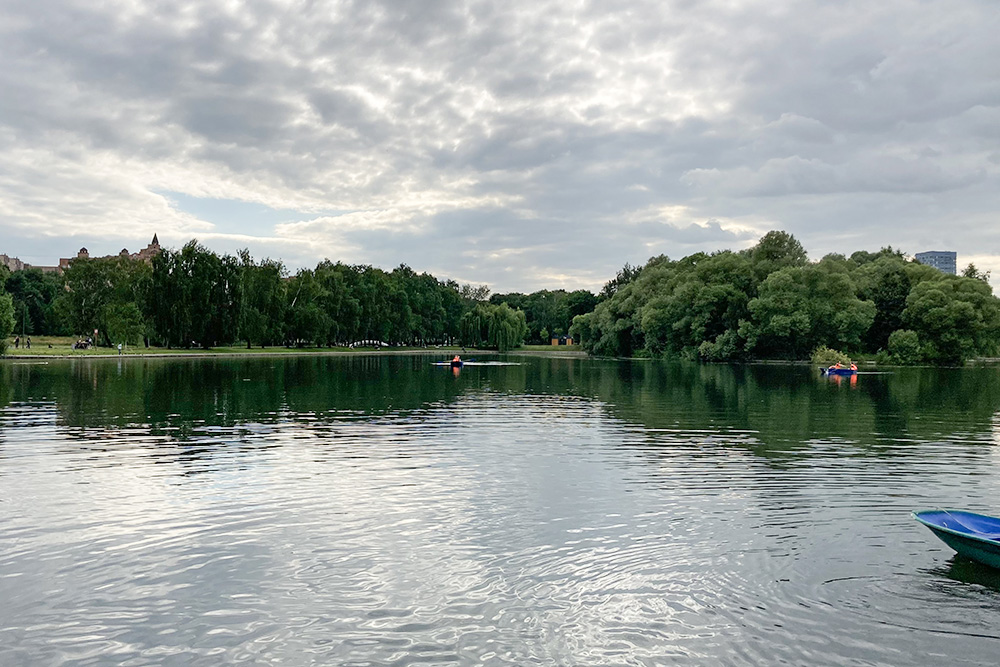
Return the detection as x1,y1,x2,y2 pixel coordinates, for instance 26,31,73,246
1,0,999,291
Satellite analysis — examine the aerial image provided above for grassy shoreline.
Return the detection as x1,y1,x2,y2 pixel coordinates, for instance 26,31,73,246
2,342,992,365
1,336,583,360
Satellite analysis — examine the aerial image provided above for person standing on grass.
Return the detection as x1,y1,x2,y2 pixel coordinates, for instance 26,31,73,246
117,343,122,356
26,337,30,349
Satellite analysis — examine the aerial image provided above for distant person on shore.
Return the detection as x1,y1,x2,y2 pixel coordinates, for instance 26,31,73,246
117,343,122,356
26,337,30,349
14,336,19,349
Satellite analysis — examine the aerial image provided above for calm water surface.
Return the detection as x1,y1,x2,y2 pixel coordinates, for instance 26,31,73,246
2,355,1000,665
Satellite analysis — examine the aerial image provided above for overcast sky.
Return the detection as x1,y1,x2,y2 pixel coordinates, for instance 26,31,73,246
2,0,999,293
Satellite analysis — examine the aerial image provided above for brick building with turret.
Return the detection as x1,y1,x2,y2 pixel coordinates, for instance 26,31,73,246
2,235,162,274
58,235,162,270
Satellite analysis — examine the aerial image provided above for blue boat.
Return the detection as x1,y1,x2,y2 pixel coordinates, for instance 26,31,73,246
820,367,856,376
912,510,1000,569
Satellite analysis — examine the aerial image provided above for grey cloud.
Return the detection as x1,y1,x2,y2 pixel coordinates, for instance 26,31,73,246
2,0,1000,291
760,114,834,145
180,94,298,144
684,153,987,198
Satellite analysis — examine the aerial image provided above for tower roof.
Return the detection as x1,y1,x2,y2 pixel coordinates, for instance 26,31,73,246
151,233,159,246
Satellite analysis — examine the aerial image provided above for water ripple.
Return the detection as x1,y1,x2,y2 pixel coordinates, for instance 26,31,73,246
3,360,1000,665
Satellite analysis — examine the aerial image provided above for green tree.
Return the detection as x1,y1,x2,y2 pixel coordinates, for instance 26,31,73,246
149,241,236,348
490,288,601,345
103,302,145,347
962,263,991,283
902,275,1000,364
285,269,331,346
315,261,361,345
0,292,14,354
849,246,906,266
4,269,65,335
748,230,808,281
855,256,912,352
487,303,527,352
639,251,754,359
740,269,812,359
460,302,527,351
565,290,599,319
237,250,286,348
460,303,489,348
58,255,152,346
600,262,641,300
887,329,921,364
740,261,875,359
460,284,491,303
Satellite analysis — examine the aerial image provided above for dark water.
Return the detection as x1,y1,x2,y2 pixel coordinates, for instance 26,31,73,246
2,355,1000,665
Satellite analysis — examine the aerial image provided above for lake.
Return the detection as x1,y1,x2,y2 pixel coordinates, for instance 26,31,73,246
2,354,1000,665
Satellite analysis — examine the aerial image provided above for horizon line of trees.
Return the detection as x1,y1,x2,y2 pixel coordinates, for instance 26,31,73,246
5,232,997,366
0,241,534,354
571,231,1000,365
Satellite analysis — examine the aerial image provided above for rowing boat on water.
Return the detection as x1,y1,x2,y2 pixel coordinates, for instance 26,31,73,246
913,510,1000,569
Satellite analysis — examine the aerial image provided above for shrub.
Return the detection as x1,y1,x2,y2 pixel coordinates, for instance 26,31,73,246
888,329,922,365
811,345,851,366
699,330,740,361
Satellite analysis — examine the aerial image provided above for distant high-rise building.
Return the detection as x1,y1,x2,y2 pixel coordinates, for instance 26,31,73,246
915,251,957,275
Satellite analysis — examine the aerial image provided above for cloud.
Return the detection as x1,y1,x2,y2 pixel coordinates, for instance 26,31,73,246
682,154,986,197
1,0,999,291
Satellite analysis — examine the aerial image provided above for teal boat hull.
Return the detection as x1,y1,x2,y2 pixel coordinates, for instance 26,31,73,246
913,510,1000,569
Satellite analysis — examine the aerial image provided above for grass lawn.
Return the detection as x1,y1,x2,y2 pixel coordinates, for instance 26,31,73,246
2,336,481,357
519,344,582,352
3,336,581,357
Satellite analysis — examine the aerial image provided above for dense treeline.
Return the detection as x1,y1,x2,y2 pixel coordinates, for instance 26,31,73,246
572,231,1000,365
0,241,529,352
489,289,598,343
5,231,999,365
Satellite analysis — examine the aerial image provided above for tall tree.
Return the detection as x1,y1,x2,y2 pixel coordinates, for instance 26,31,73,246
460,302,527,351
600,262,641,300
4,269,64,335
903,275,1000,364
285,268,330,346
149,241,236,348
237,250,286,348
0,292,14,354
749,230,808,281
856,256,912,352
58,255,151,345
